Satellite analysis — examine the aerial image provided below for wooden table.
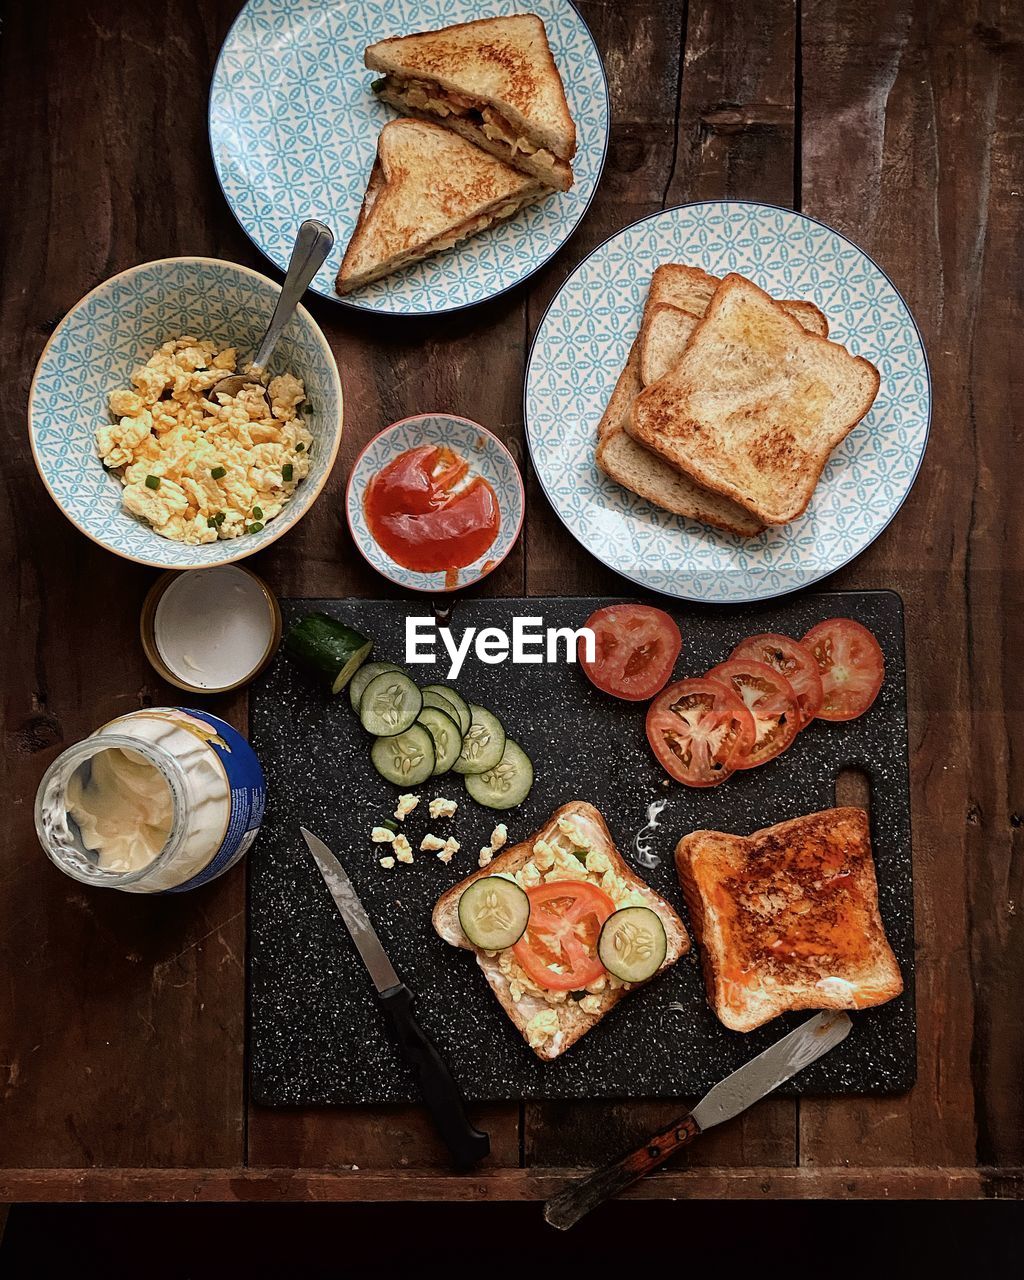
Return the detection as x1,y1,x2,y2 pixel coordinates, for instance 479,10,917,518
2,0,1021,1204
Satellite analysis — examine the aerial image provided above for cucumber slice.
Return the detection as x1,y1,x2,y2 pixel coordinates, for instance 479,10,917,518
421,689,463,724
416,707,463,776
458,877,531,950
451,705,506,775
370,725,435,786
360,671,423,736
598,907,668,983
284,614,373,694
349,661,403,713
422,684,472,735
463,740,534,809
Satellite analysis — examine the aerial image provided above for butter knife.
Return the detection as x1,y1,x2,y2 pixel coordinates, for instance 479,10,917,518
544,1010,853,1228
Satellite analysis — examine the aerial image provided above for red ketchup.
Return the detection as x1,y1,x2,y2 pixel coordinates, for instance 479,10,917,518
363,445,501,580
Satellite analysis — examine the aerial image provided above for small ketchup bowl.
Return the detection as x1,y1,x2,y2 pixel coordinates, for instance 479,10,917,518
346,414,524,593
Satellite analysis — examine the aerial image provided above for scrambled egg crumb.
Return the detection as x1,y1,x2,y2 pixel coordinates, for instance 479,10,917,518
393,834,414,864
420,834,447,852
371,827,395,843
489,824,508,850
395,794,419,821
378,856,396,869
478,848,493,869
98,337,312,544
429,797,458,820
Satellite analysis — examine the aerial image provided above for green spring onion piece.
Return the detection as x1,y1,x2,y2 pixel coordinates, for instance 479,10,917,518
252,506,263,520
211,466,226,479
215,511,226,525
382,818,399,832
282,464,293,482
206,516,217,529
248,521,264,534
145,474,161,490
295,443,305,452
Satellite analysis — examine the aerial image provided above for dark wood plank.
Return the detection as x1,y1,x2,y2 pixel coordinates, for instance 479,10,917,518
797,0,1024,1170
0,0,254,1170
522,0,800,1172
0,1165,1016,1202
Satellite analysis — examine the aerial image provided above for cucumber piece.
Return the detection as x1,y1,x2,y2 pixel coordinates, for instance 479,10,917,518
284,614,373,695
421,689,463,724
349,661,403,713
422,684,472,735
451,705,506,775
598,907,667,983
370,725,435,787
360,671,423,737
416,707,463,776
458,877,531,950
463,740,534,809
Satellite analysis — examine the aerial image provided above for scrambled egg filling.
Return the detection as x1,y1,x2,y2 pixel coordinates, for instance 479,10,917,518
494,817,650,1048
98,337,312,545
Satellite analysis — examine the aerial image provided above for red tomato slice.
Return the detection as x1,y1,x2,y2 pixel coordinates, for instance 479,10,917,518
578,604,682,702
802,618,885,721
708,658,800,767
513,880,617,991
729,632,824,729
645,677,756,787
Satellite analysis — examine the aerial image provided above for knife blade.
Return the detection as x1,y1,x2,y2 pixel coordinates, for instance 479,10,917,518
544,1010,853,1229
301,827,490,1170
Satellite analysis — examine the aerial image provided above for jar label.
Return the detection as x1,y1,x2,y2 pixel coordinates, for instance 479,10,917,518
164,709,266,893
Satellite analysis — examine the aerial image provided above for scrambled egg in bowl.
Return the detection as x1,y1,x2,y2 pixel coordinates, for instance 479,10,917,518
98,337,313,545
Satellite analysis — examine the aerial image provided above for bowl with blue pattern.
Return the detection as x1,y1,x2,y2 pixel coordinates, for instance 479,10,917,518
525,201,931,604
29,257,343,569
346,413,524,592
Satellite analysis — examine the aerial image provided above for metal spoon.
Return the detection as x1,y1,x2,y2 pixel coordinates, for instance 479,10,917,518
211,218,334,404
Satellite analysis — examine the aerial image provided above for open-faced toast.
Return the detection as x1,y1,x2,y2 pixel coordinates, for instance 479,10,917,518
675,807,902,1033
433,800,689,1061
627,274,880,525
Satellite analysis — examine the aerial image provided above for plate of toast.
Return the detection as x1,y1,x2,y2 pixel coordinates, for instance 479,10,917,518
209,1,609,314
525,201,931,603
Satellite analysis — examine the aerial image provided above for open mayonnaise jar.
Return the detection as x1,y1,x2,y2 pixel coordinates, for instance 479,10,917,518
34,708,265,893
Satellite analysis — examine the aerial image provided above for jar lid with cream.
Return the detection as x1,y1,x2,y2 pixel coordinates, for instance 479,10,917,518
141,565,282,694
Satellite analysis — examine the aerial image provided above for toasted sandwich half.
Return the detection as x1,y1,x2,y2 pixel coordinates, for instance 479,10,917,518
675,807,903,1033
433,801,688,1061
365,14,577,191
336,119,548,294
626,274,880,525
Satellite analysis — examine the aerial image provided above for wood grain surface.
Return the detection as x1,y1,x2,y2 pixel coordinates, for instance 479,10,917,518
0,0,1020,1198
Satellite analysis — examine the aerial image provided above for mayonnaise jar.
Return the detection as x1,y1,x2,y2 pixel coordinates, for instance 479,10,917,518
34,708,265,893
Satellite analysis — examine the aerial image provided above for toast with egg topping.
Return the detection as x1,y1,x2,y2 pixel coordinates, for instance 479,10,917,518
336,118,549,294
365,14,577,191
432,801,689,1061
675,807,902,1033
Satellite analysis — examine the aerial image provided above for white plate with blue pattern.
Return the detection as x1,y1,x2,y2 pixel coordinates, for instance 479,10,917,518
346,414,524,592
209,0,609,315
29,257,343,570
525,201,931,604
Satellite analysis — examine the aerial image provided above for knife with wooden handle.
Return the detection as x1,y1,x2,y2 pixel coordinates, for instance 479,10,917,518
543,1010,852,1229
301,827,490,1170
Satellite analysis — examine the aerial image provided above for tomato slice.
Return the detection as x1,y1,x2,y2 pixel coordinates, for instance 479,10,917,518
729,633,824,729
513,880,617,990
802,618,885,721
578,604,682,702
708,658,800,767
645,677,756,787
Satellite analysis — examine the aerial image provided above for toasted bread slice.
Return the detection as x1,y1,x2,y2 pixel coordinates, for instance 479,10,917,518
336,119,547,293
366,14,576,191
595,336,766,537
640,297,829,387
675,807,902,1033
433,800,689,1061
627,274,880,525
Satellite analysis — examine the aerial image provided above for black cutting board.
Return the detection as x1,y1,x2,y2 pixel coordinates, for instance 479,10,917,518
248,592,915,1104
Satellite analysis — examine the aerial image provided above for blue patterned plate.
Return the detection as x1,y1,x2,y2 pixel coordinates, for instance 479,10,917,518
346,414,524,592
525,201,931,604
29,257,342,570
209,0,608,315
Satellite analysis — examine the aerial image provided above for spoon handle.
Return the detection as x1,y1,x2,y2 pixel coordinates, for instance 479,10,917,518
250,219,334,373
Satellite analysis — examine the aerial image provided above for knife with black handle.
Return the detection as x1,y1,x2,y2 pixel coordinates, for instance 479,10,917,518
301,827,490,1170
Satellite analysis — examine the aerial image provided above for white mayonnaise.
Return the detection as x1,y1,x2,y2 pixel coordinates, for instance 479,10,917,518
65,746,173,873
